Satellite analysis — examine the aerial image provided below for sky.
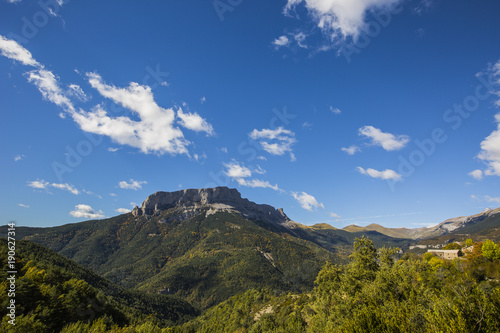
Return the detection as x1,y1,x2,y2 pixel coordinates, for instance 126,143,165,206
1,0,500,229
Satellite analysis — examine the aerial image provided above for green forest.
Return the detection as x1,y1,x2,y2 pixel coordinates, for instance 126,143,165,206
1,237,500,332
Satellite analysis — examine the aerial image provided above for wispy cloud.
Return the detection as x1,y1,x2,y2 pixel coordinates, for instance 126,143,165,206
70,204,105,219
118,179,147,190
292,191,324,211
17,203,30,208
357,167,402,181
27,179,79,195
330,106,341,115
341,145,360,155
0,34,40,67
224,161,282,191
249,127,296,159
359,125,409,151
14,154,25,162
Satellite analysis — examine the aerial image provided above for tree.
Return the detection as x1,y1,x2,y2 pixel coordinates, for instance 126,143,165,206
465,239,473,247
443,243,461,250
482,240,500,260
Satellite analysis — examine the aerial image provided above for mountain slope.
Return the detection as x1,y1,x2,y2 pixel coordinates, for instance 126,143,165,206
0,238,197,331
4,187,339,310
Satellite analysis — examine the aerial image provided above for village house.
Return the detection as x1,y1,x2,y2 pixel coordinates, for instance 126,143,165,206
427,249,462,260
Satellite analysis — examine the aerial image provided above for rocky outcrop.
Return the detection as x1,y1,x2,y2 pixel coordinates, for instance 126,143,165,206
132,187,292,226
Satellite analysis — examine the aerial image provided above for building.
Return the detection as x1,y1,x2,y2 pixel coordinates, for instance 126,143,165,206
427,249,462,260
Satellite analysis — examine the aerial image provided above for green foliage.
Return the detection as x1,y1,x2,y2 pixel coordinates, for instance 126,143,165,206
482,240,500,260
443,242,462,250
0,239,197,332
169,237,500,332
466,239,474,247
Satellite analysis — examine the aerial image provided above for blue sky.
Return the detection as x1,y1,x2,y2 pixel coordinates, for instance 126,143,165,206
1,0,500,228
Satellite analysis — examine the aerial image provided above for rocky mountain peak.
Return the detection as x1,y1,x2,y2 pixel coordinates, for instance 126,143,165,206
132,187,293,226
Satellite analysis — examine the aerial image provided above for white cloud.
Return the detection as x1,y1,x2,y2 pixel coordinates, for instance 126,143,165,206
115,208,131,214
0,35,40,67
201,96,206,104
73,73,190,155
224,162,252,179
220,147,228,154
477,112,500,177
14,154,25,161
469,169,484,180
193,152,207,163
330,106,341,115
27,179,49,189
236,178,281,191
18,203,30,208
273,35,290,48
283,0,402,41
70,204,105,219
67,84,89,102
26,69,76,113
341,145,360,155
359,125,409,151
27,179,80,194
224,161,282,191
51,183,79,195
249,127,296,158
329,212,341,220
357,167,402,181
292,191,324,211
119,179,147,190
257,156,267,161
177,108,214,135
108,147,120,152
109,193,117,197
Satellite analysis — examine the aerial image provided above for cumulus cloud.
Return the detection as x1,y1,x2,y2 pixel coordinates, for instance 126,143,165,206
249,127,296,158
341,145,360,155
72,73,190,155
273,35,290,48
283,0,402,42
177,108,214,135
118,179,147,190
115,208,131,214
70,204,105,219
357,167,402,181
292,191,324,211
0,34,40,67
0,36,213,156
27,179,79,194
477,112,500,177
224,161,281,191
469,169,484,180
359,125,409,151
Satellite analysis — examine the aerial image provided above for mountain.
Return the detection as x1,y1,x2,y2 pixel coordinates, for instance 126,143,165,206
343,223,427,240
417,207,500,246
4,187,339,310
341,207,500,241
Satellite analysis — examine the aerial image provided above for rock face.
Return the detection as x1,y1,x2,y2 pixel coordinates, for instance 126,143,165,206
132,187,292,226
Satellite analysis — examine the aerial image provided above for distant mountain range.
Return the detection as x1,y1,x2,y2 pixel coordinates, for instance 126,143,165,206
2,187,499,309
